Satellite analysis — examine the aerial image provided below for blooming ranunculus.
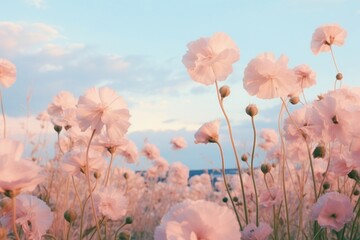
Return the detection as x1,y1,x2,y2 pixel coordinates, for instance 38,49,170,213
194,119,220,144
154,199,241,240
0,59,16,88
311,191,353,231
243,52,298,99
76,87,131,137
182,32,240,85
311,24,347,55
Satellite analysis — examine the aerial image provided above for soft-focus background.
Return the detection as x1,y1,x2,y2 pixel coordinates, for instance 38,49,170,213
1,0,360,170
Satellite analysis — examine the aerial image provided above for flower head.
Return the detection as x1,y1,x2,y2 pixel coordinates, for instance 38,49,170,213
0,59,16,88
194,119,220,144
182,32,240,85
311,24,347,55
170,136,187,150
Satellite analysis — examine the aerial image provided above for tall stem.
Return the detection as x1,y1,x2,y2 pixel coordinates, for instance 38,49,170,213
84,129,102,240
215,141,242,230
104,152,115,187
11,196,20,240
214,80,249,225
0,89,7,138
250,116,259,226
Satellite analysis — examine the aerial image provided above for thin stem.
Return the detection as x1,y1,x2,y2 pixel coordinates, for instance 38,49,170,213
278,102,291,240
0,89,7,138
104,152,115,187
215,141,242,230
350,196,360,240
84,129,102,240
214,80,249,225
66,222,72,240
250,116,259,226
11,196,20,240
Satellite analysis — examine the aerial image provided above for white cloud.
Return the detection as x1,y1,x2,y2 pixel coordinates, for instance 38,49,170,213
25,0,46,9
39,64,63,72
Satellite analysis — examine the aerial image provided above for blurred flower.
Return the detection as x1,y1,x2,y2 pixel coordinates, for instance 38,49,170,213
311,24,347,55
241,222,273,240
293,64,317,89
311,191,353,231
259,187,282,209
194,119,220,144
118,139,139,164
47,91,78,128
258,128,278,151
93,186,128,221
142,142,161,160
76,87,130,136
243,52,298,99
0,194,53,240
154,199,241,240
182,32,239,85
0,59,16,88
167,162,189,186
170,136,187,150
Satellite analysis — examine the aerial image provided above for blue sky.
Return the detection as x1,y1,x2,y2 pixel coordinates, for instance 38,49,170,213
1,0,360,170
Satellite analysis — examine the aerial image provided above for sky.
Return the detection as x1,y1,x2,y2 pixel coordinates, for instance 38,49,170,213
1,0,360,170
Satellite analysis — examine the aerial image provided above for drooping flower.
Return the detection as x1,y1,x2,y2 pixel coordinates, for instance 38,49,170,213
194,119,220,144
243,52,298,99
0,194,53,240
76,87,131,137
241,222,273,240
170,136,187,150
311,191,353,231
154,199,241,240
311,24,347,55
93,186,128,221
182,32,240,85
0,59,16,88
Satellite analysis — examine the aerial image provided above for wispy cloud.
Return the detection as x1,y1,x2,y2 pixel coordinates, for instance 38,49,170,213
25,0,46,9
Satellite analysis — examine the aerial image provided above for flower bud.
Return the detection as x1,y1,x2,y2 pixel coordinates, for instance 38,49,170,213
222,197,228,203
313,143,326,158
94,171,101,179
336,73,343,80
125,216,133,225
354,189,360,196
261,163,272,174
289,96,300,105
233,196,239,202
323,182,330,190
348,170,360,181
64,208,77,223
118,231,131,240
219,85,231,98
241,154,248,162
246,104,258,117
123,172,129,180
54,125,62,134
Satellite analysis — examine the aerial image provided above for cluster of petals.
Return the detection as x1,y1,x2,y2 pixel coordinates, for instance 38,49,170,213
142,142,161,160
76,86,131,137
0,139,43,194
0,194,53,239
47,91,78,128
182,32,240,85
194,119,220,144
93,186,128,221
311,191,353,231
0,59,16,88
243,52,299,99
311,24,347,55
293,64,317,89
154,199,241,240
170,136,187,150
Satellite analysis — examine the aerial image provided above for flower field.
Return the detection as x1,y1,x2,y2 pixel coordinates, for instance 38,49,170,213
0,23,359,240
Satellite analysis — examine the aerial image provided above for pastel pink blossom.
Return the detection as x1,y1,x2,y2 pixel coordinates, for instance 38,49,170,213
0,194,54,240
258,128,278,151
93,186,128,221
243,52,299,99
311,24,347,55
311,191,353,231
170,136,187,150
293,64,317,89
154,199,241,240
241,222,273,240
47,91,78,128
259,187,282,209
167,162,189,186
76,87,131,136
182,32,240,85
194,119,220,144
0,59,16,88
142,142,161,160
117,139,139,163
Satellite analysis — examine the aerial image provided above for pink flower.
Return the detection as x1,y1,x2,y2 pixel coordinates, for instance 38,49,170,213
142,142,161,160
259,187,282,209
0,59,16,88
93,186,128,221
311,191,353,231
170,136,187,150
311,24,347,55
258,128,278,151
154,200,241,240
182,32,240,85
293,64,317,89
76,87,130,136
117,139,139,164
194,119,220,144
167,162,189,186
47,91,78,128
243,53,298,99
0,194,53,240
241,222,273,240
